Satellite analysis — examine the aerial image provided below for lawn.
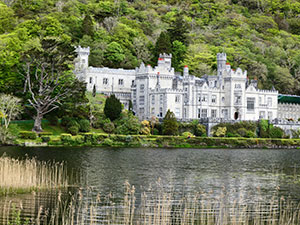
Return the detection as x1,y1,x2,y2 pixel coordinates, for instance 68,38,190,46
11,120,66,135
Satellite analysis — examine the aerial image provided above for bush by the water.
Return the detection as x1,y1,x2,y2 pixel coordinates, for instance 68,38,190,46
67,126,79,135
114,111,141,135
19,131,37,140
104,94,122,121
103,120,115,133
78,119,90,132
162,110,178,135
212,121,257,138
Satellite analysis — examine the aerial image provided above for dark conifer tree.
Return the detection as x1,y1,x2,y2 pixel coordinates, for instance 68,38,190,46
92,84,96,97
162,109,179,135
167,13,188,44
104,94,122,121
82,15,94,37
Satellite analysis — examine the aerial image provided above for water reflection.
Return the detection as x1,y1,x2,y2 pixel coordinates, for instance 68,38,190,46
0,147,300,223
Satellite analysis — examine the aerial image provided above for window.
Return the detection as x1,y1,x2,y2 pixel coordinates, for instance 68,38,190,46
175,95,180,103
118,79,124,86
151,107,155,115
159,107,163,117
197,108,201,118
139,96,145,105
235,83,241,89
222,109,228,119
247,97,255,111
184,108,187,118
268,112,273,120
267,97,272,107
202,94,207,102
259,111,265,119
132,80,135,86
139,108,144,114
160,95,163,104
198,95,201,102
175,108,180,118
211,109,217,118
234,95,241,105
140,84,145,92
201,109,208,118
89,77,93,84
103,78,108,85
259,97,262,105
211,95,217,104
222,97,225,103
151,95,155,104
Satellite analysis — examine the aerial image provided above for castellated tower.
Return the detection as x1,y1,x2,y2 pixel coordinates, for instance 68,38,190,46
75,46,90,71
217,52,227,75
157,53,172,70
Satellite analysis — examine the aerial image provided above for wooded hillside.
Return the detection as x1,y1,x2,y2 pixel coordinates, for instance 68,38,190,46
1,0,300,94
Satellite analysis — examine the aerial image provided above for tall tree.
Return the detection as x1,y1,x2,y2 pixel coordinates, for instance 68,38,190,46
104,94,122,121
21,37,80,132
0,94,22,129
162,109,178,135
167,13,188,45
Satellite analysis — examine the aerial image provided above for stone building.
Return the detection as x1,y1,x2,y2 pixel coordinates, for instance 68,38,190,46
75,46,280,121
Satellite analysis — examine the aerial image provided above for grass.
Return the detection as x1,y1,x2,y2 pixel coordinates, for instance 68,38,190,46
2,183,300,224
0,156,72,195
11,120,65,135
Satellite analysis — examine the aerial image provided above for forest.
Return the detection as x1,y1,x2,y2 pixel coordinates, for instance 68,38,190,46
1,0,300,96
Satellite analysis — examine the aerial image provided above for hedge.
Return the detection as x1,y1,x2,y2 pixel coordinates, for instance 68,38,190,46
19,131,37,140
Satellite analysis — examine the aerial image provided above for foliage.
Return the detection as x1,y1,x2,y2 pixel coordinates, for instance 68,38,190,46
18,131,37,140
213,121,257,138
195,124,207,137
141,120,151,135
104,95,122,121
162,110,178,135
0,94,22,129
114,111,141,135
67,126,79,136
214,127,227,137
0,127,16,145
269,126,284,138
45,114,58,126
103,120,115,133
182,132,195,138
78,119,90,133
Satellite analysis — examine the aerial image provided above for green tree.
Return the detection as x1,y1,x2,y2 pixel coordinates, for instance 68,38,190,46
104,41,125,67
104,94,122,121
171,40,187,71
82,14,94,37
167,13,188,44
162,109,178,135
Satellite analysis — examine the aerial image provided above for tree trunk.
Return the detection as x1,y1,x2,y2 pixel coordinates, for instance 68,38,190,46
33,113,43,133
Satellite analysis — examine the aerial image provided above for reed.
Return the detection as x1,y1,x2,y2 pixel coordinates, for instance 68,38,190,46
0,156,70,195
2,181,300,225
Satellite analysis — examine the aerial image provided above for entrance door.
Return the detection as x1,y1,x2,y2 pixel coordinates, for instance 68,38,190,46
234,112,239,120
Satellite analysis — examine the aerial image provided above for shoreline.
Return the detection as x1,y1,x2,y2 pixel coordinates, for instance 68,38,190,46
7,133,300,149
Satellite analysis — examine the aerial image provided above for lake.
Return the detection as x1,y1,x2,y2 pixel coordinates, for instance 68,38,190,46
1,146,300,224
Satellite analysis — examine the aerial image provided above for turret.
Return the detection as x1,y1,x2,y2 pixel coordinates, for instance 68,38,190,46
157,53,172,70
217,52,227,75
75,46,90,71
183,65,189,77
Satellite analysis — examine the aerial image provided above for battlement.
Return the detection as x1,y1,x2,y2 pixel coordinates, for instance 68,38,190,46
89,67,135,75
75,45,90,55
217,52,226,61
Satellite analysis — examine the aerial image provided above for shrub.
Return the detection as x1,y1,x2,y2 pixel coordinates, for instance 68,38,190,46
269,126,284,138
61,116,72,127
61,134,72,144
41,136,51,142
246,131,256,138
74,135,85,145
114,111,141,135
67,126,79,135
19,131,37,140
237,128,247,137
195,124,206,137
153,128,159,135
103,121,115,133
102,138,114,146
259,120,269,138
214,127,227,137
227,132,240,137
0,127,15,145
46,115,59,126
79,119,90,132
38,132,53,136
67,119,79,128
182,132,195,138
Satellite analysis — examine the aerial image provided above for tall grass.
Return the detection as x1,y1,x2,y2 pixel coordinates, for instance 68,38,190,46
2,181,300,225
0,156,70,195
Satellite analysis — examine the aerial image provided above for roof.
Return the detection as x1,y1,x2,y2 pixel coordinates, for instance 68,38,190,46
278,94,300,104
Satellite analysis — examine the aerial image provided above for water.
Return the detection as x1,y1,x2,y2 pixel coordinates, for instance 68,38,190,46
1,146,300,223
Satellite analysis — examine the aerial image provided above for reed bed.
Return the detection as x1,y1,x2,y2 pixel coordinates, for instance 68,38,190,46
2,181,300,225
0,156,70,195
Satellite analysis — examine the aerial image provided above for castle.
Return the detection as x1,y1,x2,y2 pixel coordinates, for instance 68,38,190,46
74,46,300,122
